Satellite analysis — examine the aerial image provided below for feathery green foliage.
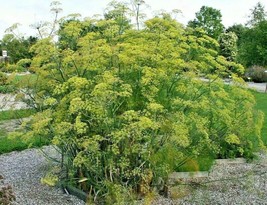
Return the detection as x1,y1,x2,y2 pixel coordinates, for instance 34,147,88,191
20,12,264,203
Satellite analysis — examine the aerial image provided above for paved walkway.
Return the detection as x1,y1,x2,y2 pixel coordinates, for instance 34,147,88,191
0,94,28,111
200,77,267,93
247,82,267,93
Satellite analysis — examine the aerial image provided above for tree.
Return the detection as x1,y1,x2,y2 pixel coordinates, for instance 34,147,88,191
235,3,267,68
188,6,224,39
226,24,247,46
246,2,267,27
218,32,238,62
0,34,37,64
238,20,267,67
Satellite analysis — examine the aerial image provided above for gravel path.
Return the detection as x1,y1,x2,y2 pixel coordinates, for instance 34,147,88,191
200,78,267,93
1,146,267,204
0,94,28,111
151,153,267,205
247,82,267,93
0,146,85,205
0,118,29,133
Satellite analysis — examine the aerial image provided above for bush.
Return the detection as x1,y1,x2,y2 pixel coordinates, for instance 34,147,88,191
246,65,267,82
0,72,8,85
23,16,264,203
0,72,17,93
0,62,5,69
0,72,16,93
1,64,27,73
16,59,31,69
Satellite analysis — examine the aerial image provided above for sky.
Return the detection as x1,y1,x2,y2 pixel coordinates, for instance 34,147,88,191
0,0,266,39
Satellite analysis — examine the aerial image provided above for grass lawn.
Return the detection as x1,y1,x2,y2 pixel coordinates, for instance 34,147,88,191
0,109,35,121
9,73,37,84
0,128,7,138
252,91,267,145
0,73,49,154
0,108,46,154
0,135,28,154
0,135,49,154
0,73,37,94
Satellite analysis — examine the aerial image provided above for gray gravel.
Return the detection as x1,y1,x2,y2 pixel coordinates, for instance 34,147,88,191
0,118,30,133
0,146,85,205
151,153,267,205
1,146,267,205
247,82,267,93
200,77,267,93
0,94,28,111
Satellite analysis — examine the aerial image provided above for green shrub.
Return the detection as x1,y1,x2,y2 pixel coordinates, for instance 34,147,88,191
0,72,8,85
22,15,264,203
0,73,37,94
1,64,27,73
175,156,215,172
246,65,267,82
16,58,31,69
0,72,15,93
0,62,5,69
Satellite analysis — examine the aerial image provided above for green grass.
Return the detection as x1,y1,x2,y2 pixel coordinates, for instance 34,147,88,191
9,73,37,84
0,107,48,154
0,85,16,93
0,73,37,94
0,109,36,121
0,129,7,137
0,135,28,154
0,135,49,154
0,108,43,154
0,77,47,153
251,91,267,145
